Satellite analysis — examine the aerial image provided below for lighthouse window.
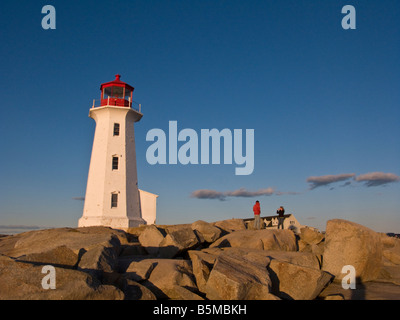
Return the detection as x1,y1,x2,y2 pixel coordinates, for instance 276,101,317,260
112,86,124,98
124,89,132,100
103,87,112,99
113,123,120,136
111,193,118,208
112,156,119,170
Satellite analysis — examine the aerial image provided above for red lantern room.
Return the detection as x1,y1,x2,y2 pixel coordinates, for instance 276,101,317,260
99,74,134,107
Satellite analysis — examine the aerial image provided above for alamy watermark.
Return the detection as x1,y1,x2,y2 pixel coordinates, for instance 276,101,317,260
342,5,356,30
341,265,356,289
40,5,355,31
41,265,56,290
146,121,255,175
41,5,56,30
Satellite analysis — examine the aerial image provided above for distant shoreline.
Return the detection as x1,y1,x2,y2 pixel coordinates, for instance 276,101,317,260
0,225,55,236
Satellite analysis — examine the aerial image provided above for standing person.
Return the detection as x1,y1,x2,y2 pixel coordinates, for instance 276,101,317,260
277,206,285,229
253,200,261,230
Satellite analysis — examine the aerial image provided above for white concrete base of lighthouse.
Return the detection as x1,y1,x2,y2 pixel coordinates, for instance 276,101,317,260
78,216,146,230
78,189,157,230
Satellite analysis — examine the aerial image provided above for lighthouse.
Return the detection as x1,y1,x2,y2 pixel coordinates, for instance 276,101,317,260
79,75,150,230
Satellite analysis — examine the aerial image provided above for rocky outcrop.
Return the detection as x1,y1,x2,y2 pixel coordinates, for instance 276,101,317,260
16,245,79,268
212,219,246,234
138,225,165,256
322,219,383,282
138,224,202,258
188,250,218,293
319,279,400,300
78,244,119,278
205,251,277,300
0,217,397,300
268,259,333,300
139,259,199,299
380,233,400,266
158,225,201,258
123,280,157,300
125,259,156,282
210,229,297,251
299,226,324,246
191,220,222,243
0,253,124,300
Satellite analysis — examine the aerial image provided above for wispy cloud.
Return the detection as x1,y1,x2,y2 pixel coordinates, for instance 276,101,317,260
306,171,400,190
191,187,275,201
224,187,275,198
306,173,356,190
355,172,400,187
275,191,303,196
191,171,399,201
340,181,352,188
190,189,226,200
72,197,85,201
190,187,301,200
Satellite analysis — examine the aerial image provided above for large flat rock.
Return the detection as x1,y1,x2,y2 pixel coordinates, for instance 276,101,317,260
0,227,127,258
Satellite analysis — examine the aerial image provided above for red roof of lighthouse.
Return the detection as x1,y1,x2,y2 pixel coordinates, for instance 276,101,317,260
99,74,135,108
100,74,134,91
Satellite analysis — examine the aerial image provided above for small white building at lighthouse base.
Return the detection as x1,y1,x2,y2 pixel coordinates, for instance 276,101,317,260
139,189,158,225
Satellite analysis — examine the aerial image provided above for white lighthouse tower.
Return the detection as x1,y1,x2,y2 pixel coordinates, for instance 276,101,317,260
79,74,147,230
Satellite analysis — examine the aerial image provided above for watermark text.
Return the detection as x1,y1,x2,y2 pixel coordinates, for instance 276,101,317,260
146,121,255,175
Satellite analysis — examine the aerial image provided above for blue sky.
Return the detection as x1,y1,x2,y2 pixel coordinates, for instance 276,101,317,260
0,0,399,233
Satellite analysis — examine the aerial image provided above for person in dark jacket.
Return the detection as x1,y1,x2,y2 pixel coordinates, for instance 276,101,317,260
277,206,285,229
253,200,261,230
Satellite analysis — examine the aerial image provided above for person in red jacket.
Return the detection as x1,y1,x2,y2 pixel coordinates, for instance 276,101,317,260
253,200,261,230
